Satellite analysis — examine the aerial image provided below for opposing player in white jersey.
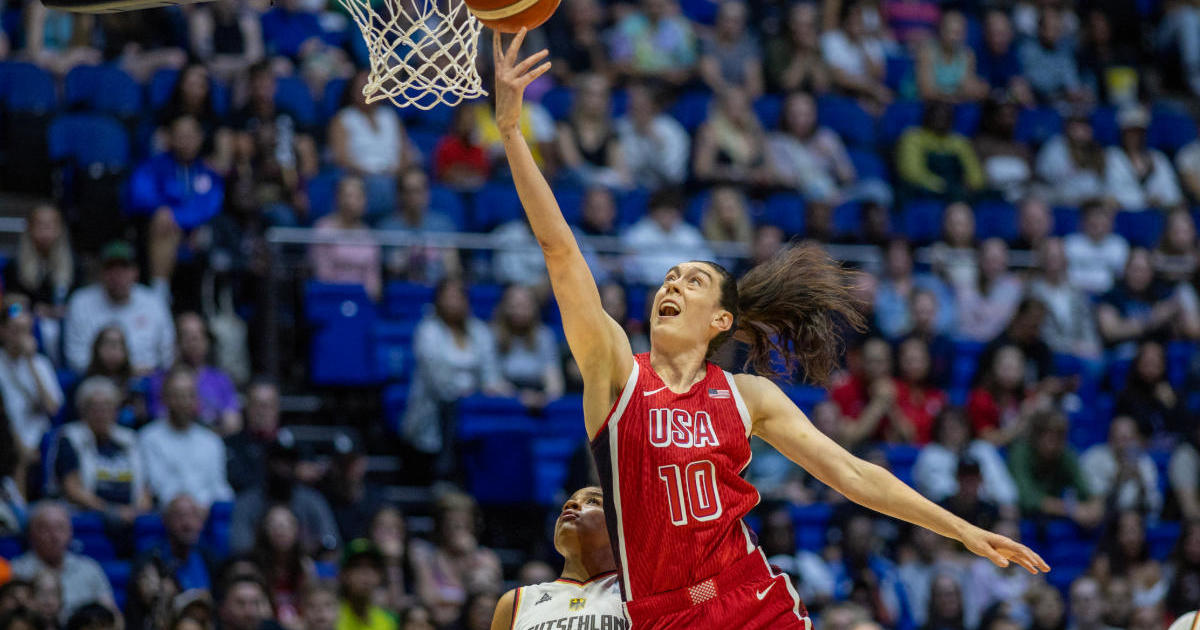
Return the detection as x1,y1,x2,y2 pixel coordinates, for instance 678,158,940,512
491,486,627,630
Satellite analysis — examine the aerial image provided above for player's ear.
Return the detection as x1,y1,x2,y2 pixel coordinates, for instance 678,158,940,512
712,309,733,333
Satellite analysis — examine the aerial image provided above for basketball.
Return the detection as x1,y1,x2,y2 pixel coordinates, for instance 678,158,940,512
463,0,560,33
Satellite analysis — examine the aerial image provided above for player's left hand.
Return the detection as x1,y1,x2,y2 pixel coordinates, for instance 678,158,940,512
958,526,1050,574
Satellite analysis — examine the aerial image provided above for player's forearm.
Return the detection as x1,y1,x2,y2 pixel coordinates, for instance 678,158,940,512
501,127,580,259
847,460,974,543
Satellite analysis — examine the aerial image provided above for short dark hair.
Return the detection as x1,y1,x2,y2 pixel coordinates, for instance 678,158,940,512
65,603,117,630
648,189,684,213
0,608,47,630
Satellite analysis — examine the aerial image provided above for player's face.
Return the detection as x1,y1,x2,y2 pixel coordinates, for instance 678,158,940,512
650,262,731,349
553,488,608,557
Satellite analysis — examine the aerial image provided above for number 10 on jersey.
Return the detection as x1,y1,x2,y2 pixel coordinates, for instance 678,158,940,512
658,460,724,526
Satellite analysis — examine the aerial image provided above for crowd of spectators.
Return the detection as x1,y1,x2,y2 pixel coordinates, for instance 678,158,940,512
0,0,1199,628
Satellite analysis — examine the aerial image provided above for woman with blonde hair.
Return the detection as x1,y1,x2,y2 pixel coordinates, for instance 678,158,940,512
4,206,77,364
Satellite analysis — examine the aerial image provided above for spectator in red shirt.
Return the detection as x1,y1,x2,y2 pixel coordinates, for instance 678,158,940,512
833,337,914,447
433,105,490,191
893,337,948,444
966,343,1036,447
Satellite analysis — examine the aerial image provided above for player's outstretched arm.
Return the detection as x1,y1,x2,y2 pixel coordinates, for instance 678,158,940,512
494,30,633,434
735,373,1051,575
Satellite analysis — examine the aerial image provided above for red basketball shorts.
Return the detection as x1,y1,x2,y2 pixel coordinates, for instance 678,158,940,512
624,548,812,630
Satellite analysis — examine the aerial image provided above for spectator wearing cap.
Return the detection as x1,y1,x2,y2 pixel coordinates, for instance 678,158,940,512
11,502,114,623
49,376,151,525
147,313,242,436
336,540,395,630
320,433,384,542
914,407,1017,516
937,456,1004,530
0,300,63,453
64,241,175,375
229,431,340,557
1105,105,1184,211
225,380,280,494
135,494,219,593
138,367,234,508
1064,200,1129,295
1035,109,1108,207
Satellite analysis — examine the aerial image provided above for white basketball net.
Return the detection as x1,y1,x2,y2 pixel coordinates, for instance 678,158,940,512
336,0,487,109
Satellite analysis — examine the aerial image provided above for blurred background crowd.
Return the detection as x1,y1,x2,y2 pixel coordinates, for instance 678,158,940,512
0,0,1199,628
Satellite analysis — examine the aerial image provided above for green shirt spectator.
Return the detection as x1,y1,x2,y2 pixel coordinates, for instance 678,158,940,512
1007,410,1104,528
896,101,984,201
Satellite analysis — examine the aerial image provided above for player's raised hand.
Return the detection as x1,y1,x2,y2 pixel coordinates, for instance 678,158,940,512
493,28,551,133
959,526,1051,574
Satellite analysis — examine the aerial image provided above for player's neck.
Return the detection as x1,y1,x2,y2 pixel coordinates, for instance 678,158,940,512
648,347,708,392
560,549,617,583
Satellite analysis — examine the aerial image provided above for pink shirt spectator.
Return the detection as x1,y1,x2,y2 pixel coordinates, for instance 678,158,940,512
310,216,382,300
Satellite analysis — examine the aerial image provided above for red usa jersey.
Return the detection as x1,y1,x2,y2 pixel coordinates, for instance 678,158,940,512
590,353,760,601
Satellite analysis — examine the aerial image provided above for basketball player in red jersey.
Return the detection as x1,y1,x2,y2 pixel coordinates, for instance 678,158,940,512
492,30,1049,630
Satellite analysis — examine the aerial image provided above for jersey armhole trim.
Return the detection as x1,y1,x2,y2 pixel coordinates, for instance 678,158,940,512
510,587,522,630
588,360,640,444
724,370,753,439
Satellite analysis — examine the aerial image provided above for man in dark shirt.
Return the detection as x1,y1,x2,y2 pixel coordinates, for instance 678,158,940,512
937,456,1001,529
135,494,219,593
978,298,1056,385
225,380,281,493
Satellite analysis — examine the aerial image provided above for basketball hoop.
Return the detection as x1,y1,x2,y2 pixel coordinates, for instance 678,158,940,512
337,0,487,109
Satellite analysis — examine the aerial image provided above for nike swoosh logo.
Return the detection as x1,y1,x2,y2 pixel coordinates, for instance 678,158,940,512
643,386,669,396
756,582,776,601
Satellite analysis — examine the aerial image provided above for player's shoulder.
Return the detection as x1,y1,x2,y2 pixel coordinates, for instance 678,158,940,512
491,588,519,630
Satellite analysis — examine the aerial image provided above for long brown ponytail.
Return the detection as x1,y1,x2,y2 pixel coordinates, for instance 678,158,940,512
702,242,867,384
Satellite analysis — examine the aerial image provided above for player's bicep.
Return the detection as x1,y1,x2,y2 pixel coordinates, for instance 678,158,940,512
743,376,870,490
491,589,518,630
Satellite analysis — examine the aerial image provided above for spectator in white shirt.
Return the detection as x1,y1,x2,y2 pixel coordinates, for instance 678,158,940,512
1028,238,1102,358
64,241,175,375
1035,110,1108,207
1175,137,1200,202
1105,106,1184,211
1064,200,1129,294
1169,422,1200,520
138,367,234,509
617,82,690,191
621,189,713,286
10,501,114,622
914,407,1018,509
821,1,893,109
1080,416,1162,517
0,300,63,452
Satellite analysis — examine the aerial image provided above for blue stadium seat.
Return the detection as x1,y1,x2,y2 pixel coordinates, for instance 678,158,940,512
102,561,131,611
532,436,577,504
615,188,650,227
848,148,887,181
1090,106,1119,146
373,319,418,382
462,428,536,504
147,68,178,111
974,200,1018,241
1015,107,1061,145
679,0,718,24
0,536,22,559
1147,520,1181,559
1147,105,1198,154
1,62,56,114
685,190,710,226
305,283,380,386
668,90,713,133
760,193,805,236
543,395,586,439
72,512,105,535
1052,206,1080,236
879,101,923,146
48,114,130,171
1114,210,1165,247
833,202,861,237
953,102,981,136
817,95,875,147
74,533,115,561
885,55,915,93
900,199,946,244
553,185,586,227
783,385,827,411
753,95,783,130
408,130,441,163
1167,341,1195,389
469,284,505,319
383,282,435,320
541,85,573,121
471,182,524,231
133,514,166,553
950,340,986,388
384,384,409,434
306,170,343,220
274,75,317,129
64,64,142,119
322,77,348,122
428,184,467,229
